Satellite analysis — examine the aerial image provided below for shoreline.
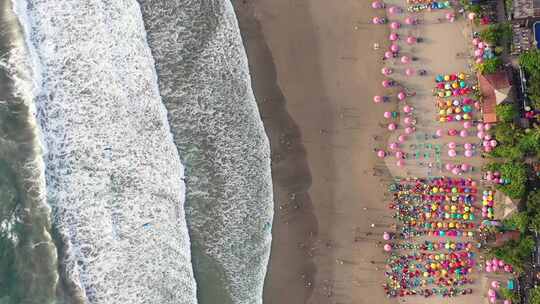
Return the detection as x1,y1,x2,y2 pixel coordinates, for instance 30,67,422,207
233,0,391,303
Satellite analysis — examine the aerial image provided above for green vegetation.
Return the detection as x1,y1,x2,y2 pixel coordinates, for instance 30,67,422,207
486,162,528,199
480,23,512,49
496,103,518,123
520,50,540,108
490,235,534,272
500,286,519,303
530,286,540,304
503,211,529,233
482,57,503,74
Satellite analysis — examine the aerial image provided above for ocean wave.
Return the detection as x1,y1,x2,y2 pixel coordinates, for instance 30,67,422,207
12,0,198,303
138,1,273,303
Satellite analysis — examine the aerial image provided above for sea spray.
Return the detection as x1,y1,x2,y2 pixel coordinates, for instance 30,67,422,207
138,1,273,303
12,0,198,303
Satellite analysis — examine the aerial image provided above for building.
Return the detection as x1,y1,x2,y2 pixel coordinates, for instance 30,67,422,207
512,0,540,19
478,70,514,123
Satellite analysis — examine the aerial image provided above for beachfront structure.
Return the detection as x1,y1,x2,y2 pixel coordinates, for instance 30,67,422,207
512,0,540,19
478,70,514,123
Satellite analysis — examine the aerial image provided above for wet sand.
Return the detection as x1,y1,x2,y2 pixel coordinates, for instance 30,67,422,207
233,1,391,303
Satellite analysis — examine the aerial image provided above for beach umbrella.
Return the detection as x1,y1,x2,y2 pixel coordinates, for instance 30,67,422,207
403,105,412,113
400,56,410,64
377,150,386,158
452,167,461,175
404,16,415,25
446,12,455,20
464,143,473,150
484,146,493,152
383,244,392,251
388,6,400,14
445,163,454,171
373,95,383,103
383,111,392,118
463,121,472,129
468,12,476,20
448,142,456,149
491,281,501,289
504,300,512,304
472,38,479,45
461,163,470,171
403,116,412,125
474,49,484,57
390,44,399,52
448,149,457,157
395,151,404,158
448,129,458,136
476,57,484,64
485,123,492,130
383,232,390,240
477,131,485,139
389,142,398,150
390,21,400,29
389,33,399,41
372,16,381,24
490,139,498,147
381,67,392,76
476,123,484,131
382,79,392,87
388,123,397,131
405,68,415,76
397,91,406,100
405,127,414,134
384,51,393,58
489,297,496,304
406,36,417,45
478,42,486,49
398,134,407,142
372,1,383,8
435,129,443,137
460,129,468,137
488,289,496,297
464,150,473,157
484,134,492,140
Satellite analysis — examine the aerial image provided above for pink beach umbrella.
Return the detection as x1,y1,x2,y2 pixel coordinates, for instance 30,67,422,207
401,56,410,64
397,91,406,100
463,121,472,129
383,111,392,118
474,49,484,57
398,134,407,142
385,51,393,59
405,68,415,76
383,232,391,240
484,134,492,140
461,163,470,171
388,6,400,14
384,244,392,251
448,149,457,157
452,167,461,175
488,289,496,297
447,142,457,149
485,123,492,130
464,143,473,150
403,117,414,125
504,301,512,304
465,150,473,157
491,281,501,289
372,16,382,24
388,123,397,131
490,139,498,147
373,95,383,103
405,127,414,134
484,146,493,153
478,42,486,49
382,67,393,76
389,33,399,41
435,129,443,137
372,1,383,8
445,163,454,171
403,105,412,113
404,16,416,25
477,131,486,139
472,38,480,45
406,36,417,44
445,12,455,20
477,123,485,131
396,159,405,167
377,150,386,158
390,21,400,29
395,151,404,158
460,129,468,138
390,44,400,52
382,79,392,87
389,142,399,150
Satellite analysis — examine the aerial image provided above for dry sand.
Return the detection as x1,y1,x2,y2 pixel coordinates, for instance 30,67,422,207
233,0,486,303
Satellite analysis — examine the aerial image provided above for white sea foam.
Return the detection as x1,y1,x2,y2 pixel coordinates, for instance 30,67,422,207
138,1,273,303
12,0,198,303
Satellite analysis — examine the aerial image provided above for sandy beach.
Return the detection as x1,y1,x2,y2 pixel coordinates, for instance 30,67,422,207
234,0,487,303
